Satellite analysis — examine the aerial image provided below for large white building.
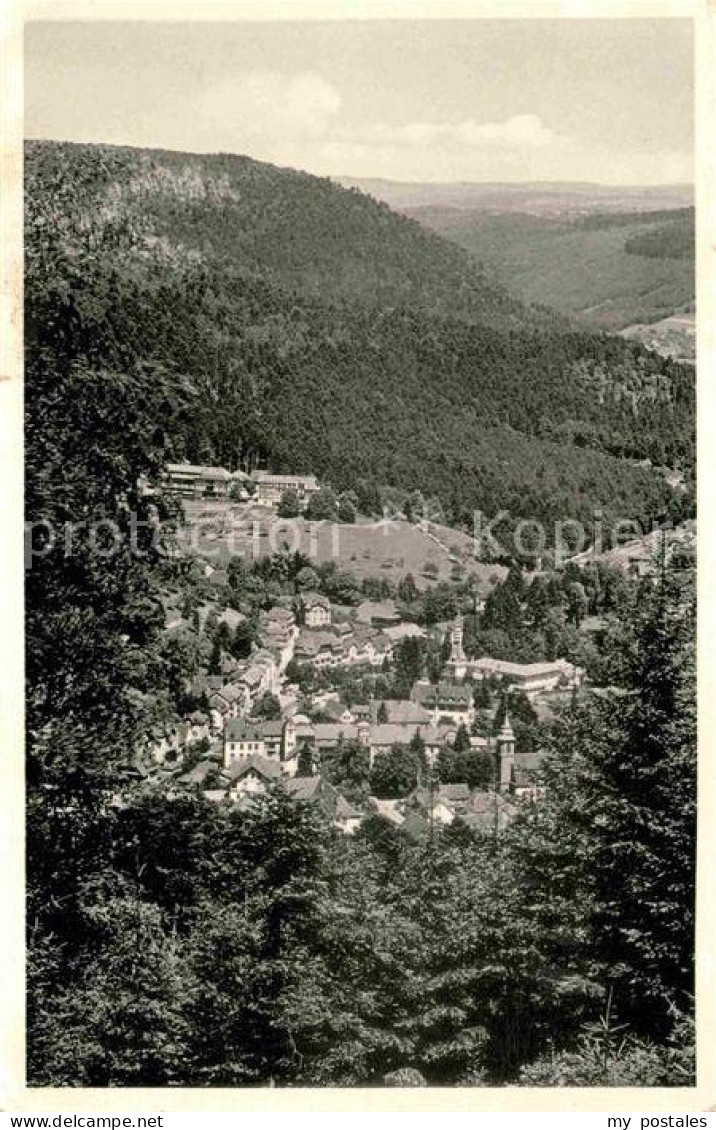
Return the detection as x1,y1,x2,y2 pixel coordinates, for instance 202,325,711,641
223,719,267,767
444,615,585,698
469,656,584,697
164,463,239,499
253,471,319,509
303,593,332,629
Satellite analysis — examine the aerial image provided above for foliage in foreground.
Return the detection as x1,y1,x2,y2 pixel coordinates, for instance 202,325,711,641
27,567,695,1086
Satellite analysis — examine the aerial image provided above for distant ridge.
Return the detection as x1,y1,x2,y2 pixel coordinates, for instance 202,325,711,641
335,177,694,216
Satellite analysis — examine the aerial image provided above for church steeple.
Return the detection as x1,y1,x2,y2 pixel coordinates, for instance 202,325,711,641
497,713,515,793
448,614,466,678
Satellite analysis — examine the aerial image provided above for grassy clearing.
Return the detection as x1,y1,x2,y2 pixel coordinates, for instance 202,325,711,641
180,501,507,592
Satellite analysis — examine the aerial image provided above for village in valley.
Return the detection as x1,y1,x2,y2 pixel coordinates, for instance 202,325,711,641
22,16,699,1088
135,459,693,839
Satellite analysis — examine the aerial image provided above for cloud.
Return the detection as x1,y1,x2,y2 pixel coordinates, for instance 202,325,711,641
198,75,554,158
198,70,341,143
305,113,563,181
345,113,557,150
195,74,660,182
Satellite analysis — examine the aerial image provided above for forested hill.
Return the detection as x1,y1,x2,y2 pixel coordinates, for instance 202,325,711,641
25,140,695,538
26,140,528,328
403,205,695,331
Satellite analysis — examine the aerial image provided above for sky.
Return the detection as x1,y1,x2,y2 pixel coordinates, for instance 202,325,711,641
24,19,694,185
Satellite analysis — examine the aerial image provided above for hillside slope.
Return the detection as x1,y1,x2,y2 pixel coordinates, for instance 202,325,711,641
25,142,694,546
405,206,694,331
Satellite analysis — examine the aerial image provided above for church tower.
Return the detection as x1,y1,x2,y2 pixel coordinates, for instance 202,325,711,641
497,714,515,793
448,614,467,679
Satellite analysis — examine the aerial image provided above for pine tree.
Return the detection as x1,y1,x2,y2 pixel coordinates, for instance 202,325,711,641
588,570,696,1029
507,568,696,1041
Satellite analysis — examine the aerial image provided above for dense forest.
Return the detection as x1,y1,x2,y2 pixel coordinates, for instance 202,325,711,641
25,140,696,1087
408,204,695,330
25,141,694,548
624,214,695,260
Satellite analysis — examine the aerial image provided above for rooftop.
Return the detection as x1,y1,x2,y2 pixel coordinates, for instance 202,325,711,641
254,471,318,486
369,700,433,725
414,681,473,706
313,723,360,745
285,776,323,802
214,683,244,704
383,622,427,642
263,606,295,624
471,656,580,678
225,718,263,742
302,592,331,609
255,719,285,738
356,599,401,623
370,722,426,747
177,759,217,786
439,783,471,803
165,463,232,480
336,795,363,820
225,754,282,782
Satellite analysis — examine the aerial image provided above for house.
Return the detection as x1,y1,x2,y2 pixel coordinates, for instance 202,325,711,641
237,651,280,702
512,748,547,800
355,600,401,628
303,592,332,628
208,682,248,725
367,722,443,767
293,623,393,671
203,789,230,805
438,782,472,810
365,797,405,827
344,627,393,667
283,714,313,758
310,690,343,711
177,759,220,788
413,681,474,727
284,775,361,834
468,657,584,697
403,786,456,828
224,754,282,799
223,719,267,768
294,630,343,669
462,791,519,833
312,722,364,753
313,699,355,725
205,567,230,589
254,718,285,760
164,463,233,499
383,622,427,643
369,699,433,726
253,471,320,509
335,795,363,835
284,774,339,820
401,810,431,840
260,606,296,648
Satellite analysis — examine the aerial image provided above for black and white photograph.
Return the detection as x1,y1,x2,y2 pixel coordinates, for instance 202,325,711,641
12,3,704,1101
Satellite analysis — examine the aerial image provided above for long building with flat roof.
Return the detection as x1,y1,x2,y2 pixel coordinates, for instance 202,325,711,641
165,463,235,498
